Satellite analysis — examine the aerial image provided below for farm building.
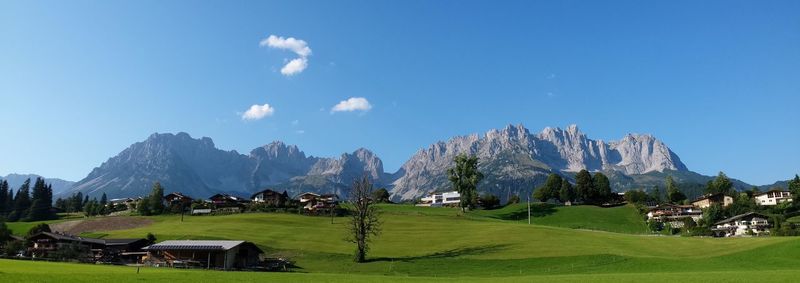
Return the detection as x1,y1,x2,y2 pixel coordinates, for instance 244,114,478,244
691,193,733,209
712,212,771,237
143,240,263,270
27,232,149,263
250,189,289,206
417,191,461,207
753,190,792,206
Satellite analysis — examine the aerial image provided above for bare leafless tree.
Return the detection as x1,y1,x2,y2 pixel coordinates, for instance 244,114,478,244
347,175,381,262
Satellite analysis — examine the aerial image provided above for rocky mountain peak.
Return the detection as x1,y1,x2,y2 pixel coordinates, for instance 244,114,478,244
251,141,306,161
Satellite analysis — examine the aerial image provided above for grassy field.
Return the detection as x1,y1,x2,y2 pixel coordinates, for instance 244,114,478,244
4,204,800,281
472,203,650,233
4,259,800,283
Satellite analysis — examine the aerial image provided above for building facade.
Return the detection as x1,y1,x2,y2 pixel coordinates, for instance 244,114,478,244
417,191,461,207
754,190,792,206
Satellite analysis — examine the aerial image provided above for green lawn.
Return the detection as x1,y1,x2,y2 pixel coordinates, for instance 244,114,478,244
4,204,800,281
472,203,650,233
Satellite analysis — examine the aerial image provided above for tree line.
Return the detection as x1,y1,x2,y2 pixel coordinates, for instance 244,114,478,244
533,170,613,205
0,178,57,222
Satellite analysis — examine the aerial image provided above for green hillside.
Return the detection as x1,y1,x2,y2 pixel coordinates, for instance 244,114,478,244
4,204,800,281
472,203,649,234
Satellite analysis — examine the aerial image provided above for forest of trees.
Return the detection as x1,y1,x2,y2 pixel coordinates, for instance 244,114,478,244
0,178,57,222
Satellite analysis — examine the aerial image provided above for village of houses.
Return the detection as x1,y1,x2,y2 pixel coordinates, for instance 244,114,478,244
4,187,795,271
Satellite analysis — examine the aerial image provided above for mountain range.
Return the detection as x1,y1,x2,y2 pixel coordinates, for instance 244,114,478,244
1,174,75,195
58,124,764,201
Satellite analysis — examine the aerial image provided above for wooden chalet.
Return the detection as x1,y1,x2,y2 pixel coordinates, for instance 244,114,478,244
164,192,193,207
209,194,248,207
250,189,289,206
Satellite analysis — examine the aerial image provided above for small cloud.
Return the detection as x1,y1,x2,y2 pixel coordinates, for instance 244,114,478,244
280,57,308,76
547,73,557,79
241,103,275,120
331,97,372,113
260,35,312,76
291,120,299,126
295,130,306,134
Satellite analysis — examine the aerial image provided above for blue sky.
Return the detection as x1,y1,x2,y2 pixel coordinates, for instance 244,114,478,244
1,0,798,185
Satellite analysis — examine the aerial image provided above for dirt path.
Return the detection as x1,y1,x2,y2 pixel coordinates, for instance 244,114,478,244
50,217,154,236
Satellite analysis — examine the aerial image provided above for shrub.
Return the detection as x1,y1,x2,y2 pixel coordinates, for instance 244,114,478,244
648,221,663,233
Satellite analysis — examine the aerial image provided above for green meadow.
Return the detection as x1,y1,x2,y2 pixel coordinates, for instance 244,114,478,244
5,204,800,282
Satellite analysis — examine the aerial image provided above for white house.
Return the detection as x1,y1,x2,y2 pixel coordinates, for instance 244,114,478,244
712,212,771,237
754,190,792,206
417,191,461,207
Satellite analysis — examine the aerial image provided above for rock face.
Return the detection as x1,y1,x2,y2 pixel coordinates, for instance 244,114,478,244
388,124,688,201
62,133,387,199
61,125,693,201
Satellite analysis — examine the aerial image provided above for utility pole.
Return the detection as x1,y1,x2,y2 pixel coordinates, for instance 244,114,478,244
527,195,531,225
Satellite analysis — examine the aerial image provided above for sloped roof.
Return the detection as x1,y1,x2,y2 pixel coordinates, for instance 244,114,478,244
143,240,246,251
250,188,286,199
33,232,105,245
753,190,791,197
692,193,731,202
714,212,770,225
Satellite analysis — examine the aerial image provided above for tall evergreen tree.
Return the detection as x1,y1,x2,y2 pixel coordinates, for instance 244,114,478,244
71,192,84,212
592,172,612,204
5,188,13,216
575,170,593,203
149,182,165,215
100,193,108,206
9,179,32,221
665,176,686,203
707,172,734,195
651,186,662,203
27,178,55,221
0,180,8,215
788,174,800,195
447,154,484,212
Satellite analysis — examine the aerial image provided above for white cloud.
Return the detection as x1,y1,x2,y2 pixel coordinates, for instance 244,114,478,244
331,97,372,113
280,57,308,76
291,120,299,126
260,35,311,57
241,103,275,120
260,35,311,76
295,130,306,134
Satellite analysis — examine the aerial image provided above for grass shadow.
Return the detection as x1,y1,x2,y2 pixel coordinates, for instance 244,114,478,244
493,203,557,220
367,244,511,263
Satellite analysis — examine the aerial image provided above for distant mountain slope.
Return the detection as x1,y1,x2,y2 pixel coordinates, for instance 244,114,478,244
1,174,74,194
61,133,387,199
389,124,692,201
